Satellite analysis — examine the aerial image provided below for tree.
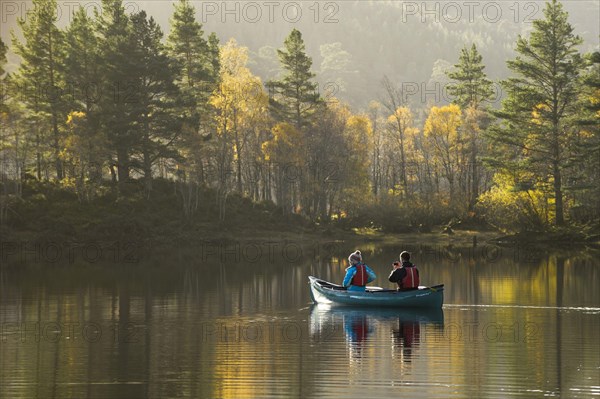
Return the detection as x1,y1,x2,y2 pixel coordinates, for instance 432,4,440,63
446,44,494,110
477,171,550,230
423,104,463,204
487,0,584,226
380,76,409,197
386,106,418,196
268,29,321,129
167,2,219,186
265,29,323,217
367,101,384,196
129,11,180,191
95,0,137,184
569,51,600,223
308,103,351,219
12,0,65,179
209,39,269,195
61,111,109,201
167,0,211,90
446,43,494,210
62,7,104,182
1,42,29,193
63,7,99,114
166,0,215,135
344,114,373,185
262,122,305,214
206,33,221,85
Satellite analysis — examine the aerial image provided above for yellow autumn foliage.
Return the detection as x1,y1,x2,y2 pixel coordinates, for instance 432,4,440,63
477,172,551,230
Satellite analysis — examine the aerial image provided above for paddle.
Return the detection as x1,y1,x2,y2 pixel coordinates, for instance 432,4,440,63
423,284,444,292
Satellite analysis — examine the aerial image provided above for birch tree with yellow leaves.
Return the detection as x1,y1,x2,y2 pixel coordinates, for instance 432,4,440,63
210,39,269,196
386,106,419,196
261,122,304,214
423,104,464,205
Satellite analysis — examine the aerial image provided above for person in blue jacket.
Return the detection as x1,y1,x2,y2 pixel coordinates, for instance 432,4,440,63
342,250,376,291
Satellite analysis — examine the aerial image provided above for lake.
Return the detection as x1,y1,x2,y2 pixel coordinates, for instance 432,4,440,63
1,239,599,398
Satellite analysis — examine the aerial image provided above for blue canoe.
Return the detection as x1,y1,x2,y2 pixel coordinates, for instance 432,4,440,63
308,276,444,308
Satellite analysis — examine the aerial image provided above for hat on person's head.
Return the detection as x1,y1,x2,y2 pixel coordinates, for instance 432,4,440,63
400,251,410,261
348,250,362,263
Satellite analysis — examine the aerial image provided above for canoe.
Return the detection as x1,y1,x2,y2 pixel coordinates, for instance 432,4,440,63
308,276,444,308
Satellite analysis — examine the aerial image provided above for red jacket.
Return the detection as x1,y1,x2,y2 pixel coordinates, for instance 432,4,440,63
388,262,420,290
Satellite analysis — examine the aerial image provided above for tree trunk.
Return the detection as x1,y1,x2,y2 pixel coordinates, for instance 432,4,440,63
233,110,243,195
53,114,63,180
469,139,478,211
397,121,407,198
553,160,564,226
36,130,42,180
117,147,130,183
143,149,152,193
235,141,242,194
48,31,63,180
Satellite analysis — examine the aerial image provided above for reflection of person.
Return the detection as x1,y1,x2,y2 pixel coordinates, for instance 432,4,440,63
344,314,370,344
342,250,376,291
344,313,372,359
392,319,421,361
388,251,420,291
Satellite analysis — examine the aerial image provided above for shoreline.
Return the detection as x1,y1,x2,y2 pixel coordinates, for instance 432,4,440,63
1,227,598,268
2,225,598,251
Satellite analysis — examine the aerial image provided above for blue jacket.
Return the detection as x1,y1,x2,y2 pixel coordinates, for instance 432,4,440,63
343,263,376,291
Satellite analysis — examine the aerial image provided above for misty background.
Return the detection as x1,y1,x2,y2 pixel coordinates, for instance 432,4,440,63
3,0,599,111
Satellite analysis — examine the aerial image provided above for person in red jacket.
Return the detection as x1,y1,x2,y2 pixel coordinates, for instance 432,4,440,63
388,251,420,291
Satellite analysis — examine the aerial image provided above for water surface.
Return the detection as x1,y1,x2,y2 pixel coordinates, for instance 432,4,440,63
1,241,598,398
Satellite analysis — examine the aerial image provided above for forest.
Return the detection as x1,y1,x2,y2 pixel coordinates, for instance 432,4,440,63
0,0,598,244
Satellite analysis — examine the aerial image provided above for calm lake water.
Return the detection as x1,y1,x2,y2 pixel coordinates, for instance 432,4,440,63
1,240,599,398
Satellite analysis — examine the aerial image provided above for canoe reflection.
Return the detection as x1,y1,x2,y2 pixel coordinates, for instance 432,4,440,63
309,305,444,360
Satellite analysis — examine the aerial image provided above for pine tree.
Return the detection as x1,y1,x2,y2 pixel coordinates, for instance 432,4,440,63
95,0,137,183
268,29,320,129
570,51,600,223
167,0,211,89
166,0,213,123
446,44,494,110
446,44,494,210
167,1,219,184
12,0,65,179
63,7,99,115
62,7,105,183
487,0,584,227
129,10,180,191
207,33,221,85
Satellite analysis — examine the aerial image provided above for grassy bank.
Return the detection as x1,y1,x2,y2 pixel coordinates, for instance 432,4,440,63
1,179,319,246
1,179,598,252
